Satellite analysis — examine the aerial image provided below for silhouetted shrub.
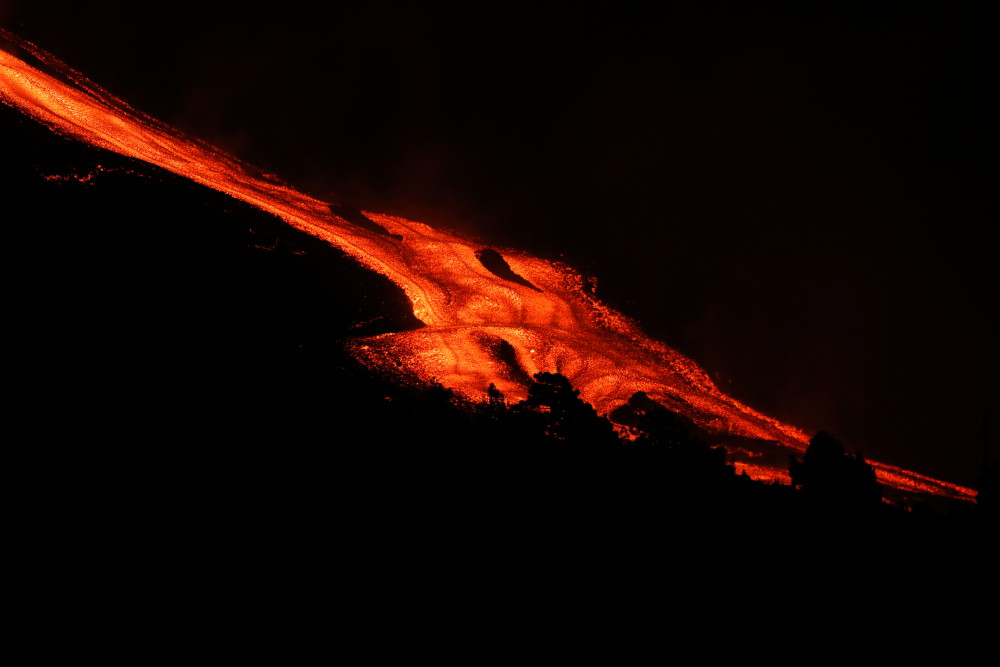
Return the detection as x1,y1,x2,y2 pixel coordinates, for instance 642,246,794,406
789,431,882,510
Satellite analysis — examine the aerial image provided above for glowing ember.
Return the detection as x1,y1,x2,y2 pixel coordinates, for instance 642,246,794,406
0,31,976,502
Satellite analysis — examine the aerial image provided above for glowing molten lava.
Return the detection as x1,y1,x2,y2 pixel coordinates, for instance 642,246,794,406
0,32,975,502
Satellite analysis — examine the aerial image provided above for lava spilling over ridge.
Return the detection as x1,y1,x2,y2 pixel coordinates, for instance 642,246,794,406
0,31,974,501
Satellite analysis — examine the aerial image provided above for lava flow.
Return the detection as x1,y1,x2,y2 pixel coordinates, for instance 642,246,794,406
0,31,976,502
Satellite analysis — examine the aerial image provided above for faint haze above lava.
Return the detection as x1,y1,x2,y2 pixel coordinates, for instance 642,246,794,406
3,1,997,489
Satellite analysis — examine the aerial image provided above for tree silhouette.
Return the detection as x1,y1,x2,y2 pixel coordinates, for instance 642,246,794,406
486,382,507,410
609,391,731,487
789,431,882,510
515,372,619,449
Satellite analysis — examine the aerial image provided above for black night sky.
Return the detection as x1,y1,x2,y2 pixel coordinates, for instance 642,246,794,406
4,1,997,489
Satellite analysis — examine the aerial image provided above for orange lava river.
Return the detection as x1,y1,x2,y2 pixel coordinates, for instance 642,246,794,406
0,31,975,502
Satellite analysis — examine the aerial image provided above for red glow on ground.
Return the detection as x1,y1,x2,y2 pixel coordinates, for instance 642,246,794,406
0,32,976,503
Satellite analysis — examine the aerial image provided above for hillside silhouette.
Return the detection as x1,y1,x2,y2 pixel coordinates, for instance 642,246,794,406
5,102,994,584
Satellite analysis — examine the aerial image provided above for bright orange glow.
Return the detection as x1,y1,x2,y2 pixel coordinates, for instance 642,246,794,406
732,462,790,485
0,32,976,502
